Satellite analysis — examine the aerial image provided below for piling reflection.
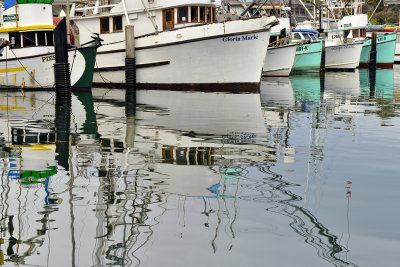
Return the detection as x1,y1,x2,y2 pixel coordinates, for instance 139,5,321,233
0,75,398,266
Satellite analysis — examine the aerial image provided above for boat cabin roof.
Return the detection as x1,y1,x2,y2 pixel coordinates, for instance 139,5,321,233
292,29,319,35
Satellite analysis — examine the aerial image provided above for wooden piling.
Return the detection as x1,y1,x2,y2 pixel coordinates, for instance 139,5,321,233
54,17,71,107
370,32,377,70
125,25,136,116
54,17,71,170
320,36,326,72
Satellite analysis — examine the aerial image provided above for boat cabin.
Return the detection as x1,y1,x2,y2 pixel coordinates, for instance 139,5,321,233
0,0,56,53
71,0,219,47
291,29,319,43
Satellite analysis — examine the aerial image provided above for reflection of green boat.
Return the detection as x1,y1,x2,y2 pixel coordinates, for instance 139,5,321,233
290,74,322,111
359,69,394,101
291,41,323,73
359,33,396,69
9,166,57,184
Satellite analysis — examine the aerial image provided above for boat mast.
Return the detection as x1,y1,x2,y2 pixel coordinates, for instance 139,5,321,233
121,0,131,25
297,0,315,20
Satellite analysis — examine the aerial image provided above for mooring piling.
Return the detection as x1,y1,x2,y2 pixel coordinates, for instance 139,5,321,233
54,17,72,107
125,25,136,116
370,32,377,70
53,17,71,170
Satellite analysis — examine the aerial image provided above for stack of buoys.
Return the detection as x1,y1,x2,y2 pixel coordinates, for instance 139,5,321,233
366,24,399,32
384,26,399,32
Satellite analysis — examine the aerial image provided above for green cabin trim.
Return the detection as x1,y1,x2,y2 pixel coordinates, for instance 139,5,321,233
16,0,54,4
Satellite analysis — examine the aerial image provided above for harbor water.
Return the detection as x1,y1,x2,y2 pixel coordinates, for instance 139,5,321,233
0,67,399,266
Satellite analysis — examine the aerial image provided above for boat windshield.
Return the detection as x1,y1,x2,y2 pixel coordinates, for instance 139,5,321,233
310,34,318,41
303,34,311,40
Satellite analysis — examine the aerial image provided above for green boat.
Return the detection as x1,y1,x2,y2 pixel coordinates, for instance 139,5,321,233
291,41,323,73
359,32,396,69
290,29,323,73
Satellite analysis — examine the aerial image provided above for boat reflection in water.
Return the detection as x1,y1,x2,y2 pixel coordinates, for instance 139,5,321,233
260,76,364,266
3,74,395,265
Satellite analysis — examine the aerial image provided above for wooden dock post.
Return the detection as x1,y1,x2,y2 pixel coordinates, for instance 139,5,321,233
54,17,71,170
370,32,377,70
320,32,326,72
54,17,71,107
125,25,136,116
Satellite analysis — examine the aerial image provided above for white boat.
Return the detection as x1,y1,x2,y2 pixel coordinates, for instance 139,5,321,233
263,18,297,77
295,23,363,71
393,32,400,64
0,1,100,89
70,0,278,91
324,42,363,70
263,44,297,77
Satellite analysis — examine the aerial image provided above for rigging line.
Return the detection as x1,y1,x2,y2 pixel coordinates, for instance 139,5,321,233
70,48,78,74
17,148,22,255
94,59,120,90
9,48,44,88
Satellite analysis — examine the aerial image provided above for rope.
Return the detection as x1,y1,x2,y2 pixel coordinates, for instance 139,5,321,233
293,42,313,66
70,48,78,75
95,59,120,89
9,48,44,88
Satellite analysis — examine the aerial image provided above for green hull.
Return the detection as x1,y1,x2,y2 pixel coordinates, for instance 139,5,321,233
291,41,323,73
359,33,396,68
359,69,394,101
290,73,322,111
72,40,100,89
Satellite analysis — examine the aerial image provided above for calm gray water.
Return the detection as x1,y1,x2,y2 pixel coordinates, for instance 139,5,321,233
0,67,399,266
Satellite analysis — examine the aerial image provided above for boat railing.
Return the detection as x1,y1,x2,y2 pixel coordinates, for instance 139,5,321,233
70,1,118,17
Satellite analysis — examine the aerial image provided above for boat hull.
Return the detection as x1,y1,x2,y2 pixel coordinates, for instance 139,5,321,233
0,44,97,89
359,33,396,68
92,17,274,91
325,42,363,70
291,41,323,73
262,44,297,77
395,33,400,63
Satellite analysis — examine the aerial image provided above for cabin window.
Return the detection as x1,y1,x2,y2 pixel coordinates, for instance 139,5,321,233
22,32,36,47
303,34,311,40
360,29,366,38
190,6,198,22
269,36,278,45
205,7,211,22
100,17,110,34
178,6,188,23
176,148,188,165
310,34,317,41
293,33,301,40
213,8,217,22
113,16,123,32
344,30,350,38
46,31,54,46
163,8,174,30
9,32,21,48
199,7,205,22
37,31,46,46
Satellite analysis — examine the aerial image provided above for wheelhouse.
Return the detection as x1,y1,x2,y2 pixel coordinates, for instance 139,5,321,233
291,29,320,43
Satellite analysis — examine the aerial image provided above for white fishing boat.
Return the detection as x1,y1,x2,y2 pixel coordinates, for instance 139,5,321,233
0,0,100,90
263,18,297,77
324,41,363,70
70,0,278,91
296,22,363,71
395,32,400,63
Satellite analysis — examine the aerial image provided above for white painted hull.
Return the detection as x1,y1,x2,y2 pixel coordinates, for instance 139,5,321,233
93,17,274,89
0,46,87,88
394,42,400,63
262,44,297,77
325,42,363,70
